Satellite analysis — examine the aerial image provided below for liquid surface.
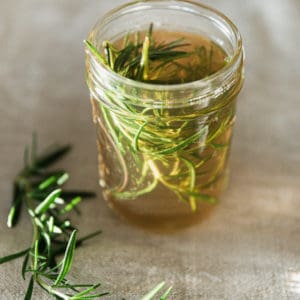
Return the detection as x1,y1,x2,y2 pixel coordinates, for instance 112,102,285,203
112,29,228,84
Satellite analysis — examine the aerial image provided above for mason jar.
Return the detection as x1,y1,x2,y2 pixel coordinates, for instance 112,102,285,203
85,0,244,229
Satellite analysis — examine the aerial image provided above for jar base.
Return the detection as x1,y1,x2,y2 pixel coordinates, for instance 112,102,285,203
101,170,228,233
108,197,216,233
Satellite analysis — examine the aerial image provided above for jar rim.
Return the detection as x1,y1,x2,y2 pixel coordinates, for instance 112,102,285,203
87,0,243,93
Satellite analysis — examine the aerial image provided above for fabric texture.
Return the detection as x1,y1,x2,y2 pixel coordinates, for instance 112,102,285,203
0,1,299,299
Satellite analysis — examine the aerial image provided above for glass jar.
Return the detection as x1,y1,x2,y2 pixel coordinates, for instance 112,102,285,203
85,0,244,230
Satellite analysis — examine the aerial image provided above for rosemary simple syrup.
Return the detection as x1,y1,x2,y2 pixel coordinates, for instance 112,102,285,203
90,30,233,231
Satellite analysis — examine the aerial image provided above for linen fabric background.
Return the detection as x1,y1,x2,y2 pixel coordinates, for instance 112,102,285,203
0,1,299,299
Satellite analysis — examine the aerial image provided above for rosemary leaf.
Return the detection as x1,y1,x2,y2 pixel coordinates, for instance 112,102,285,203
22,252,30,280
84,40,106,65
35,145,71,169
38,176,57,190
35,189,61,215
54,229,77,286
57,173,69,185
7,183,23,228
69,283,101,298
133,122,148,152
60,196,81,214
0,248,29,265
159,285,173,300
76,230,102,245
154,126,208,155
24,276,34,300
141,281,166,300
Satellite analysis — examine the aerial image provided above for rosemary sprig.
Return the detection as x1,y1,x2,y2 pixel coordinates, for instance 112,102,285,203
1,135,172,299
1,136,106,299
85,24,232,211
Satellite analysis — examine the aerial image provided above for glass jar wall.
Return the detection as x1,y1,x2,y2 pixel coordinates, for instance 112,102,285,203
85,0,244,229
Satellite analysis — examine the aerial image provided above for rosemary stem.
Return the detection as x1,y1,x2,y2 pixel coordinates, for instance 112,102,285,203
36,275,69,300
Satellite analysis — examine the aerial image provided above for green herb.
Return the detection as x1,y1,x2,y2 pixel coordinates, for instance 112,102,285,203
1,135,106,299
85,24,233,211
141,282,172,300
1,135,171,299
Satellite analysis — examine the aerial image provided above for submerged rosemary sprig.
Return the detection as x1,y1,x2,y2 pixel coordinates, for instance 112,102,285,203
1,135,172,299
85,24,232,211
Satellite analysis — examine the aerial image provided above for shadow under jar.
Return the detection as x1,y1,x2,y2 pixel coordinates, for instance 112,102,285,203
85,0,244,230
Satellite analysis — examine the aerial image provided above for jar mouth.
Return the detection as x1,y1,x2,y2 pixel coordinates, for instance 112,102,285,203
86,0,244,108
90,1,242,91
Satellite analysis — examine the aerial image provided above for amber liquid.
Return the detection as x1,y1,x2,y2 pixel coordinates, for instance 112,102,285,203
113,30,227,83
90,30,236,232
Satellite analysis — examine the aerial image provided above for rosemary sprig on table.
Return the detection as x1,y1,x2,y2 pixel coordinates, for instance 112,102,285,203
0,135,172,299
85,24,231,211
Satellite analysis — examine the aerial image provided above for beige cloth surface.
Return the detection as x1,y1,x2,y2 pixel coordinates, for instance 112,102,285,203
0,0,299,299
